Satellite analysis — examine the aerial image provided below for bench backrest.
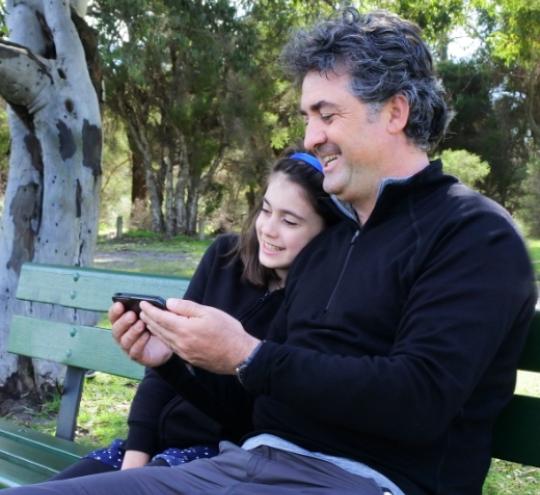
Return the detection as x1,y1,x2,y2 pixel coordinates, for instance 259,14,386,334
492,308,540,466
8,263,190,440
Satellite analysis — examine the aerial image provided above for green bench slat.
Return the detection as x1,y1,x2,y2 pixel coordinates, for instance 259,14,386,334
0,435,71,474
518,312,540,372
16,263,190,312
0,457,50,488
8,316,144,380
492,394,540,467
0,419,92,487
0,419,90,461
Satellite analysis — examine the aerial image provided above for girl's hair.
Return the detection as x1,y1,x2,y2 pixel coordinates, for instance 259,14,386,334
232,148,339,287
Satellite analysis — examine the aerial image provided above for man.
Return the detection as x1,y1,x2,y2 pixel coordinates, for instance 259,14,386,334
5,8,537,495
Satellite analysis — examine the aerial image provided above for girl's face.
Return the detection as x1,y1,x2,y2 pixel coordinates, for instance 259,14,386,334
255,172,325,283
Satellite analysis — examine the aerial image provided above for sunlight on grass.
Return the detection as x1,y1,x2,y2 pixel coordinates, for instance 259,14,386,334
516,371,540,397
77,374,136,447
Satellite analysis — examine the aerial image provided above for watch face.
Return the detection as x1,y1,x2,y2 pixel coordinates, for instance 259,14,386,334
235,362,249,385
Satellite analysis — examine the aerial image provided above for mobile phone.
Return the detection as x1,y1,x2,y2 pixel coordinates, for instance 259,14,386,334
112,292,167,316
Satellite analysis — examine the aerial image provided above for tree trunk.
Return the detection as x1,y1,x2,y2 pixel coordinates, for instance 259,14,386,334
128,131,147,204
0,0,101,397
163,151,175,237
186,176,200,236
174,136,189,234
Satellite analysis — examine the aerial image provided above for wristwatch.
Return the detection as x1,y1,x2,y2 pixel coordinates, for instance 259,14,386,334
235,340,265,386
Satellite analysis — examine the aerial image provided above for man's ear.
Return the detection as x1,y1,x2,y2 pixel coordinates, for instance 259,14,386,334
386,94,410,134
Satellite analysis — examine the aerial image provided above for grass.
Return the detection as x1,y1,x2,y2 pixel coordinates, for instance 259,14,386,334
482,233,540,494
76,374,137,447
528,239,540,279
94,230,211,277
12,233,540,493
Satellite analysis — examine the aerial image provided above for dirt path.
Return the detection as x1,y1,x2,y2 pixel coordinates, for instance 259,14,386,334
93,249,190,270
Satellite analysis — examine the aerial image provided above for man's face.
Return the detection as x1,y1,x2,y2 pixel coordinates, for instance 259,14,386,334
300,70,389,217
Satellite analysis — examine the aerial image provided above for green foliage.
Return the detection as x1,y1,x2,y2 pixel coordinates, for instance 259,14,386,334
84,0,539,231
519,155,540,237
474,0,540,69
440,148,490,188
99,113,132,232
92,0,264,234
527,239,540,279
0,2,7,37
438,59,530,209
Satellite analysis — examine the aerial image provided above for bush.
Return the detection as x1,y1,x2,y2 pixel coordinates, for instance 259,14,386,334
519,154,540,237
440,149,490,189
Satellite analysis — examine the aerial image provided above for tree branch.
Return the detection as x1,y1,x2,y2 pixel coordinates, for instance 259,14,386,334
43,0,87,69
0,40,51,111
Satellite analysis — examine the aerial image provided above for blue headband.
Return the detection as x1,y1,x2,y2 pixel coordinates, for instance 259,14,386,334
289,152,324,174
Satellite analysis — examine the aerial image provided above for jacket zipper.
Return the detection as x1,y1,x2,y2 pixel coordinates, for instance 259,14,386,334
237,291,272,325
324,229,360,313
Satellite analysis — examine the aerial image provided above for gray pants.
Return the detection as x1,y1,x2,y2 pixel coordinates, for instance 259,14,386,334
2,442,392,494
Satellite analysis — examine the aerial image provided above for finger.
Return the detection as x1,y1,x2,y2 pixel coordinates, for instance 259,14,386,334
165,298,205,318
142,317,176,349
140,303,193,338
111,311,138,342
127,331,151,361
118,320,147,352
108,301,126,324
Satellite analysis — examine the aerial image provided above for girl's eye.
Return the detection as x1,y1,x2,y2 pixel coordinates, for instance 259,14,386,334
283,219,298,226
261,207,271,214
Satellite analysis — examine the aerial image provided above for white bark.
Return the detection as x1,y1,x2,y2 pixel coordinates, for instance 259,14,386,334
0,0,101,388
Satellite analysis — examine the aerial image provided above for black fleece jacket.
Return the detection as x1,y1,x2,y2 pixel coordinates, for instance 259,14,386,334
157,162,537,495
126,234,283,454
241,161,537,494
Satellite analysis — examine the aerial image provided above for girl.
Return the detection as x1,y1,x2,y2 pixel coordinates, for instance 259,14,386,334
51,149,339,479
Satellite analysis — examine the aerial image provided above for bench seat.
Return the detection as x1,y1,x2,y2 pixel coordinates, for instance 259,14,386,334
1,263,190,487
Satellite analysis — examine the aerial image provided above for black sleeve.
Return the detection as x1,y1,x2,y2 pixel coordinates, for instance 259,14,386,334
125,236,232,452
125,368,178,453
154,355,255,441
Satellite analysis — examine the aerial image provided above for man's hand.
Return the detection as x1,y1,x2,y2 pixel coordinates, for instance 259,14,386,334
109,302,173,367
139,299,260,374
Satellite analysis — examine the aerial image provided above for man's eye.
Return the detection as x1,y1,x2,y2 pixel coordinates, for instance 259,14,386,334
321,113,335,122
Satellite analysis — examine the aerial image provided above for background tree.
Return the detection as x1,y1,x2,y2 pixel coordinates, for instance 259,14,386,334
520,153,540,237
441,148,490,188
92,0,260,236
0,0,102,399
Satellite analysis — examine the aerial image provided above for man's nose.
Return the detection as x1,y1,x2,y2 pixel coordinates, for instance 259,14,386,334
303,119,326,152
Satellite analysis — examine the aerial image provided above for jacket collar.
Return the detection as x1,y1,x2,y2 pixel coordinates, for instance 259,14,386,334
331,160,456,227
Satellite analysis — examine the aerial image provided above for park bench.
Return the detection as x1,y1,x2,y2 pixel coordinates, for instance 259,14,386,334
0,262,190,487
0,262,538,488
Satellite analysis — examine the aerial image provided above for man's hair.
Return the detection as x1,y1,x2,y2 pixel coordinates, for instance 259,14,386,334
281,8,452,151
